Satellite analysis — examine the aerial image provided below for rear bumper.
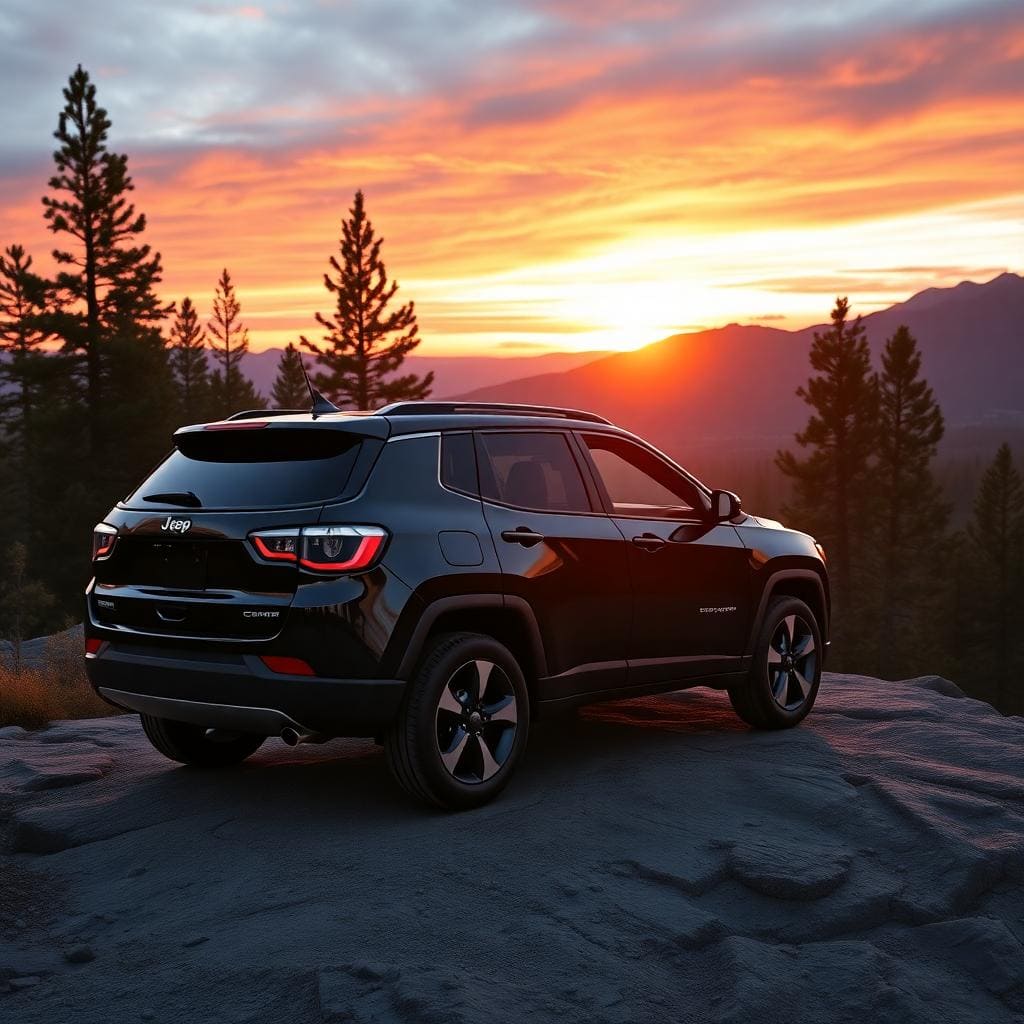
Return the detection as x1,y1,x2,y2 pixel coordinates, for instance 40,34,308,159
86,641,405,737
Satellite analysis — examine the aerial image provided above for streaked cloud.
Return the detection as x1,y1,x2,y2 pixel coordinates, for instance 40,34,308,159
0,0,1021,353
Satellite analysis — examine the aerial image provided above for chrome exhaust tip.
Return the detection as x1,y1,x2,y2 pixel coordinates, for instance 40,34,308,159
280,725,325,746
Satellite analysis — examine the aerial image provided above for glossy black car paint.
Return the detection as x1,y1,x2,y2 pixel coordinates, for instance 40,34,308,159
85,407,830,738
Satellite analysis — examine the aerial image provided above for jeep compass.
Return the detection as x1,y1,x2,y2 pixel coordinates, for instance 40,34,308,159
85,401,829,809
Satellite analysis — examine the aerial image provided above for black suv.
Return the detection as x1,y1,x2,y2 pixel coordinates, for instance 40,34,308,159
85,401,829,809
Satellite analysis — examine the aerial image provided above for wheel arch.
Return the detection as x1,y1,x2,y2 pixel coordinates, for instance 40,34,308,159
394,594,547,703
746,568,829,657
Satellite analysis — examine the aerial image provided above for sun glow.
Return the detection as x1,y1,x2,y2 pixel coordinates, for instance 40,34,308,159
0,2,1020,356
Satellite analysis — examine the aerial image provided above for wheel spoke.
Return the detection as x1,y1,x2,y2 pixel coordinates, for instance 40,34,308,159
792,634,815,658
486,694,517,725
793,670,812,699
473,660,495,705
767,646,783,665
771,668,786,701
437,684,464,717
475,734,502,781
783,615,796,648
440,727,469,774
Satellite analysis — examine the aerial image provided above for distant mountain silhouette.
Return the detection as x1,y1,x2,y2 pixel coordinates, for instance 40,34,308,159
454,273,1024,454
234,348,606,400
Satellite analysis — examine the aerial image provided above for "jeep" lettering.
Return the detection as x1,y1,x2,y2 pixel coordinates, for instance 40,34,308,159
160,516,192,533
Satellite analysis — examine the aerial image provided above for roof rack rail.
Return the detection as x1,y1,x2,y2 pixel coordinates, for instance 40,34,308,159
226,408,307,421
377,401,612,425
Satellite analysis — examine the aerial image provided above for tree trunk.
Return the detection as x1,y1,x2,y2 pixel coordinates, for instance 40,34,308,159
84,207,101,462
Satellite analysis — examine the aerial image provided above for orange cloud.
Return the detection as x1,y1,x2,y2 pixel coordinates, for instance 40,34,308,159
0,2,1021,354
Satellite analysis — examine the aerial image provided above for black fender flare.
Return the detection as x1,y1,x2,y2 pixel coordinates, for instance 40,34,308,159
394,594,548,681
745,569,829,656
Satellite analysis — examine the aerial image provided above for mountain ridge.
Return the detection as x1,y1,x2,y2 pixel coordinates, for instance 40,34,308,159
453,273,1024,451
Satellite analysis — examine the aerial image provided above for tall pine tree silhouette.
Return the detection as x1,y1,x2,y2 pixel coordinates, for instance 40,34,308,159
31,66,176,616
0,245,51,442
869,325,947,678
0,245,56,534
207,268,261,416
965,443,1024,710
41,65,170,458
776,298,878,659
169,296,211,423
271,342,310,408
302,190,432,409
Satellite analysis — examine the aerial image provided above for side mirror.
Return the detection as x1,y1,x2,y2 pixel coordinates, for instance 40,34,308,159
710,489,742,522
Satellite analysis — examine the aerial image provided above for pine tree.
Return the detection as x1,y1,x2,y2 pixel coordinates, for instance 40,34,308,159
302,190,432,409
207,268,262,416
965,443,1024,711
0,245,51,442
169,296,211,422
40,65,171,457
30,66,176,623
869,326,947,678
776,297,878,661
0,245,58,538
271,342,310,408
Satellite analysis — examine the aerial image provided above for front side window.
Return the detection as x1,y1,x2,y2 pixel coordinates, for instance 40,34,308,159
581,433,706,519
476,431,591,513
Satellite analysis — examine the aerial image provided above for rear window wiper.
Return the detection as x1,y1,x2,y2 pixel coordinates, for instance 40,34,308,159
142,490,202,508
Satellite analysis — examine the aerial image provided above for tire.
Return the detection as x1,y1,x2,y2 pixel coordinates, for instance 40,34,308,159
139,714,265,767
729,596,822,729
385,632,530,810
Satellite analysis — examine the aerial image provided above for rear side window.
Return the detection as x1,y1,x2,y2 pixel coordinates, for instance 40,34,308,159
126,429,362,509
441,432,478,495
476,431,590,513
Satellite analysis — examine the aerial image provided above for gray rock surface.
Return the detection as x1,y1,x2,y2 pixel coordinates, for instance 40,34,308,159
1,672,1022,1022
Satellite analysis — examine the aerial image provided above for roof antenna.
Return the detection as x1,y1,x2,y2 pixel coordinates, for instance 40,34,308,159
298,352,340,418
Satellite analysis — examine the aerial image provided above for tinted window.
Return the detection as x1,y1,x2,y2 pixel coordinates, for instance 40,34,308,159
126,429,362,509
441,432,478,495
477,432,590,513
582,434,705,518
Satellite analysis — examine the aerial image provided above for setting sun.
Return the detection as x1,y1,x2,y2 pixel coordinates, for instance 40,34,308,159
0,1,1020,354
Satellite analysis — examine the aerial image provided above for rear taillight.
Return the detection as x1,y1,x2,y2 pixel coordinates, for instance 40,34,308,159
301,526,387,572
249,526,387,574
252,531,299,562
92,523,118,561
85,637,103,656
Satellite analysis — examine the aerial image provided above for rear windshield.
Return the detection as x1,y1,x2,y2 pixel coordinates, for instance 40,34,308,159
125,429,362,510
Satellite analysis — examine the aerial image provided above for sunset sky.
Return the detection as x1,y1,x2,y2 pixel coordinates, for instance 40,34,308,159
1,0,1022,355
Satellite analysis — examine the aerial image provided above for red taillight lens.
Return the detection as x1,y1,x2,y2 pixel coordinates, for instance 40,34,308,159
260,655,315,676
92,523,117,561
249,526,386,574
300,526,386,572
252,530,300,562
85,637,103,656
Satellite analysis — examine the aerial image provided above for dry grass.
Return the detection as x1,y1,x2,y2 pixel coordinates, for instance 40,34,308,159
0,629,111,729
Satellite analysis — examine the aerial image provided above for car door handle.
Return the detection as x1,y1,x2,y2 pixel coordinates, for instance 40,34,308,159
631,533,666,552
501,527,545,547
